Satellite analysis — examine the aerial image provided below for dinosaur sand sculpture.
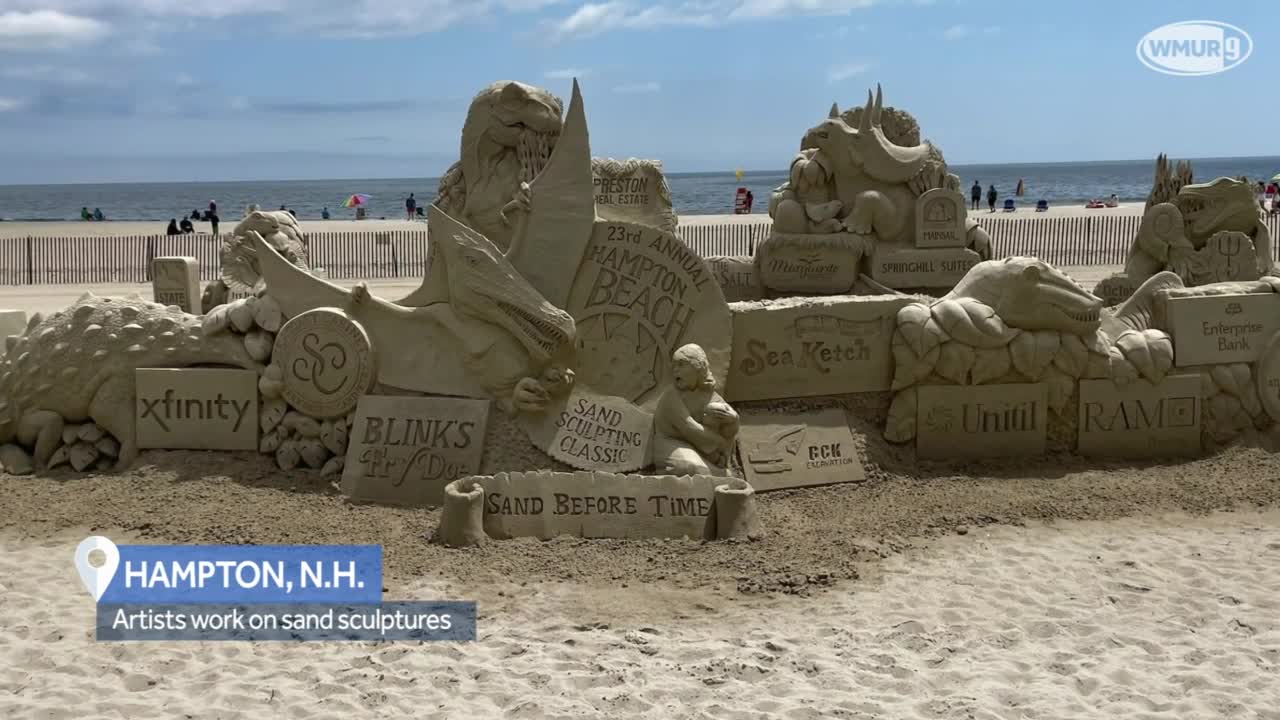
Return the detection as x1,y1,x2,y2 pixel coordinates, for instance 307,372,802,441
768,85,989,255
1125,160,1273,286
253,205,576,413
940,257,1103,335
434,80,565,253
0,294,259,469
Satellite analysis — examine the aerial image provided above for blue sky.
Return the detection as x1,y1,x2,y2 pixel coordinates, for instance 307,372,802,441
0,0,1273,183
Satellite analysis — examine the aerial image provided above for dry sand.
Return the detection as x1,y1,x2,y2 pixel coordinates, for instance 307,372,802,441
1,439,1280,716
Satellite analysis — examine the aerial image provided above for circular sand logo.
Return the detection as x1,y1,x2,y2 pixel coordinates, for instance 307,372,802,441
274,308,376,418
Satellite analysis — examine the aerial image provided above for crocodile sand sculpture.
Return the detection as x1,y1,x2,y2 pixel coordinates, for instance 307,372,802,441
768,85,989,255
434,81,565,253
0,294,259,469
1125,165,1273,286
941,256,1104,335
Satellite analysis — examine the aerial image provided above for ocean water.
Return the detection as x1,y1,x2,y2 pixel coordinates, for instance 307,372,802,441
0,157,1276,222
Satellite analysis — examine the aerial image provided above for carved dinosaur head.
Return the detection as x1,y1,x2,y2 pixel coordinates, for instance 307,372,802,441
472,81,564,176
801,84,933,185
1176,177,1260,237
944,257,1103,335
426,205,575,365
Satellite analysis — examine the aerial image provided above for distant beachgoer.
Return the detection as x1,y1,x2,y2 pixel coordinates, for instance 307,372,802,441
80,207,92,221
209,200,217,216
190,209,201,220
246,203,259,217
288,209,297,218
1259,182,1268,211
986,185,997,213
1107,193,1119,208
1015,178,1025,197
166,219,180,235
179,217,194,233
970,181,981,210
209,212,220,238
322,206,331,220
405,193,416,220
93,208,104,221
744,190,753,213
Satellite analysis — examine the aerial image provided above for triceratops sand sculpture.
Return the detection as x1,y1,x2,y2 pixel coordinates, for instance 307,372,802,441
5,79,1280,546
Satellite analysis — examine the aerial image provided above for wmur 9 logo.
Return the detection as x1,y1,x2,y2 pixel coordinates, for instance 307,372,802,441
1137,21,1253,76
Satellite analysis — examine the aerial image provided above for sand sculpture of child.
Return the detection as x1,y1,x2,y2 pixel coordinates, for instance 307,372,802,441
653,343,739,477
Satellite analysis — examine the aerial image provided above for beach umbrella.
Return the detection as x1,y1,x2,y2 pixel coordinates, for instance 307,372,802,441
341,193,371,208
735,169,744,181
1271,173,1280,183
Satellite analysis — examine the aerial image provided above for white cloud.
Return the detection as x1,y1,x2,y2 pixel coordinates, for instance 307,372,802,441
544,67,590,79
0,97,27,112
0,10,109,50
613,81,660,93
827,61,871,83
942,23,999,39
729,0,875,19
549,2,715,40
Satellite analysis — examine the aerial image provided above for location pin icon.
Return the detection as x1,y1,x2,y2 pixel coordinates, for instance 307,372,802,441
75,536,120,602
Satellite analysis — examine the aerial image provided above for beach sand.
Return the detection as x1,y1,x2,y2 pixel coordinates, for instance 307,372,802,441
2,441,1280,717
0,203,1146,239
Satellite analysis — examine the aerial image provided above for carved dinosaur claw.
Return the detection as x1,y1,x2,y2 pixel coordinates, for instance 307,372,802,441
512,376,551,412
499,182,533,227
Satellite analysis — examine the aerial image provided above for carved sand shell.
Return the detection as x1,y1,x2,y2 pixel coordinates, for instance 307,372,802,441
61,424,79,446
934,342,975,385
252,295,284,333
891,329,940,391
1010,330,1061,381
283,412,322,439
78,423,104,443
971,345,1012,385
260,429,282,454
69,441,99,472
1052,333,1089,378
228,299,256,334
275,441,301,470
297,439,328,469
1114,329,1173,384
1206,393,1249,442
1107,347,1138,386
897,303,946,357
1043,366,1074,414
930,297,1018,349
244,329,274,363
884,387,917,443
321,420,348,456
47,444,70,469
260,398,287,433
320,455,344,478
202,304,233,336
95,435,119,458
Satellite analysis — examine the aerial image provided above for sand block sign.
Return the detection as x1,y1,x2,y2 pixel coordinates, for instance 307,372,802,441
756,232,864,295
592,158,677,232
476,470,719,540
0,309,27,339
274,308,377,418
915,188,966,248
152,256,200,313
1078,374,1200,458
1164,293,1280,366
135,368,257,450
917,383,1048,459
567,220,729,409
341,395,490,507
520,387,652,472
726,295,912,401
738,407,864,492
1256,331,1280,423
870,246,980,289
706,256,763,302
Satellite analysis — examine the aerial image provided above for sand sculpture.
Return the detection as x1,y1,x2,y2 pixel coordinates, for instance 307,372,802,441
1095,155,1274,305
10,76,1280,547
763,85,991,295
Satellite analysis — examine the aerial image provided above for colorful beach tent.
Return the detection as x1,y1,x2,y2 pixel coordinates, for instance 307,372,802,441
341,193,370,208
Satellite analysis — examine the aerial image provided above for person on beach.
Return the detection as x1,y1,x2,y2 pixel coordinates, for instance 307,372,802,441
209,212,220,238
166,219,180,235
971,181,981,210
405,193,416,220
208,200,217,216
190,209,201,220
1259,182,1268,212
986,185,997,213
322,206,331,220
93,208,104,221
745,190,753,213
1107,193,1119,208
80,207,92,221
179,217,194,233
